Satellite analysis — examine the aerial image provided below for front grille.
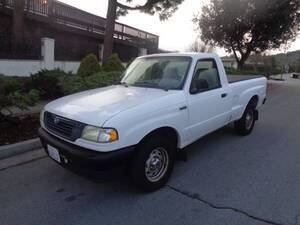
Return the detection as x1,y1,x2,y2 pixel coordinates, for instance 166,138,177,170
44,112,85,141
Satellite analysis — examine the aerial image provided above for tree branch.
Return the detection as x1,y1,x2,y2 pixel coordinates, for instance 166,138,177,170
116,1,154,11
230,41,240,63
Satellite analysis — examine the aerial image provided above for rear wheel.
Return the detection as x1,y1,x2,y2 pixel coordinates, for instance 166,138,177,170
234,105,256,136
130,135,175,192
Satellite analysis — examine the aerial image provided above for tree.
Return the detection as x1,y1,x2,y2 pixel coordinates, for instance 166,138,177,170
187,38,214,53
194,0,300,69
103,0,184,62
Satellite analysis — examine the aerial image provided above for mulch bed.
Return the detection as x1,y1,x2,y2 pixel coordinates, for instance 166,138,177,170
0,113,40,146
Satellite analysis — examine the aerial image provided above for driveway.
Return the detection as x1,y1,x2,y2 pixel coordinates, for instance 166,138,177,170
1,75,299,225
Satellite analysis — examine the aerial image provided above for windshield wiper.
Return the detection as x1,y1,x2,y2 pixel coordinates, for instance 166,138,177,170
134,81,156,86
133,81,169,91
119,81,129,87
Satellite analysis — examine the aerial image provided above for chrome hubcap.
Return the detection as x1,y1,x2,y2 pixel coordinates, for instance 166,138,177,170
245,110,254,130
145,147,169,182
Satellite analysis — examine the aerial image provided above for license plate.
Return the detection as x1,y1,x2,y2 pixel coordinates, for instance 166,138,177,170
47,145,61,163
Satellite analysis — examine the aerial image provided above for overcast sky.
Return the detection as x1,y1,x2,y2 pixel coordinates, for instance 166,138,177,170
60,0,299,56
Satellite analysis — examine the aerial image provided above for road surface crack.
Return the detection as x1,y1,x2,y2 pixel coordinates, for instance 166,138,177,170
167,185,284,225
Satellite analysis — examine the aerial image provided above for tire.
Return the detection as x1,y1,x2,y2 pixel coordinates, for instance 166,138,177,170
130,135,176,192
234,105,256,136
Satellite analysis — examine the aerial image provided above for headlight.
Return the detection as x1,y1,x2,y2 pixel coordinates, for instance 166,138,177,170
40,109,45,126
81,126,118,143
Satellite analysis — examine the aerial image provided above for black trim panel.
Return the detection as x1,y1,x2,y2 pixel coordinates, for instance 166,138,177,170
38,128,136,171
227,75,264,84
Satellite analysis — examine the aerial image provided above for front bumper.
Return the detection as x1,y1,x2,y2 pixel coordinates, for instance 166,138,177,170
38,128,135,171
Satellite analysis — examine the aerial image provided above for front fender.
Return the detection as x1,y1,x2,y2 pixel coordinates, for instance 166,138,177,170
104,102,189,149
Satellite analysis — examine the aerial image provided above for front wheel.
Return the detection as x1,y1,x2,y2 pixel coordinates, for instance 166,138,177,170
130,135,175,192
234,106,256,136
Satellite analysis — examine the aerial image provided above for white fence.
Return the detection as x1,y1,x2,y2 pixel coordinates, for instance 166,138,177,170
0,38,80,76
0,37,146,76
0,59,80,76
0,60,45,76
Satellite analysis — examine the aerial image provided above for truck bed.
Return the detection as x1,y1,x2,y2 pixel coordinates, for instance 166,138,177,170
227,75,263,84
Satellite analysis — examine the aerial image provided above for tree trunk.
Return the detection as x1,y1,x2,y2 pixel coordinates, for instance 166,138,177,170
237,58,248,70
237,58,247,70
12,0,25,55
237,61,243,70
103,0,117,62
237,50,252,70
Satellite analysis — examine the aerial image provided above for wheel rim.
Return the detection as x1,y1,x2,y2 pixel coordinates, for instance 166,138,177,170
245,110,254,130
145,147,169,182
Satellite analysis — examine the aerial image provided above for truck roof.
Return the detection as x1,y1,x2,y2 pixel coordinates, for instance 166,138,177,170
139,52,219,60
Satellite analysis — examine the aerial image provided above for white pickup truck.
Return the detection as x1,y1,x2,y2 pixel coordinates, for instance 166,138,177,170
38,53,267,191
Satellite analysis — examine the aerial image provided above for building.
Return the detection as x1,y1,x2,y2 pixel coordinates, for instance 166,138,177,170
0,0,159,76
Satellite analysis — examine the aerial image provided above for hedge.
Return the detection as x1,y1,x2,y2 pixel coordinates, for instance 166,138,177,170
61,71,122,94
102,54,125,72
77,54,101,77
0,75,39,122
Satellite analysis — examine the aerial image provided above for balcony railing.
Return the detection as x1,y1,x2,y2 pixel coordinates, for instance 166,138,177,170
0,0,159,48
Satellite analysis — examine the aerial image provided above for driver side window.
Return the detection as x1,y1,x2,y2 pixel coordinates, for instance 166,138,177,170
190,59,221,94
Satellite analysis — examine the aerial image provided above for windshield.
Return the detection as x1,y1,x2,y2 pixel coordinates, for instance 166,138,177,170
121,56,192,90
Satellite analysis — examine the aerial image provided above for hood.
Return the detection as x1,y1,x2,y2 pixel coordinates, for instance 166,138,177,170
45,85,178,126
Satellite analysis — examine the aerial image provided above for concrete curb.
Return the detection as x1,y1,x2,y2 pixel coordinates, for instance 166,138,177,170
0,138,42,160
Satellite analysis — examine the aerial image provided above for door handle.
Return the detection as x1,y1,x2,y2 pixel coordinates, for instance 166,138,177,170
221,93,228,98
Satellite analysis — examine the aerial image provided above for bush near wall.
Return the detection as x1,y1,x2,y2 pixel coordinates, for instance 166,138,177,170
77,53,101,77
26,69,69,100
61,71,122,94
0,57,124,122
0,75,39,122
102,54,125,72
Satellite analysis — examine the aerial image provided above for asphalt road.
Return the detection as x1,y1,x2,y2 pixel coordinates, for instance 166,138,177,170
1,75,300,225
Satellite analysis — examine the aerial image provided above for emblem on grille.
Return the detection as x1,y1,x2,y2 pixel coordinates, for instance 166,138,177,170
54,117,60,124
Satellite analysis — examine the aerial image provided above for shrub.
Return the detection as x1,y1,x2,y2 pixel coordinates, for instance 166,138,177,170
28,69,67,100
61,71,122,95
86,71,122,87
1,77,25,94
60,76,87,95
8,89,39,111
77,54,101,77
102,54,125,72
0,76,39,122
